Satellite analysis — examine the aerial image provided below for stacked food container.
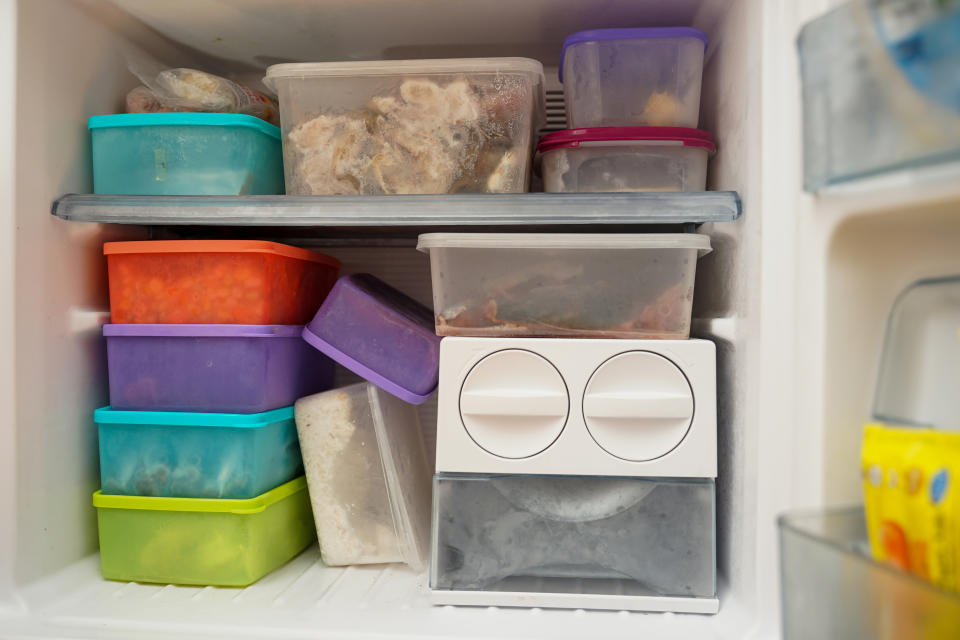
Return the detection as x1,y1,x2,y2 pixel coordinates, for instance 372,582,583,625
92,240,339,586
424,28,720,613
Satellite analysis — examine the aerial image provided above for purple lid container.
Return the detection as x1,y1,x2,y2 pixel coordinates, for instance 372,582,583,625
302,274,441,405
559,27,709,81
104,323,335,413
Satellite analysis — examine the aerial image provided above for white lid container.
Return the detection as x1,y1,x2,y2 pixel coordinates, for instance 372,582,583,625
294,382,432,569
560,28,708,128
417,233,711,339
537,126,716,192
264,58,545,195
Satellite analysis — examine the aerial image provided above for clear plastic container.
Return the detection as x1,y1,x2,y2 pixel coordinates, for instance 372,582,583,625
105,324,334,413
302,274,441,404
104,240,340,325
294,383,432,569
95,406,303,499
263,58,545,194
431,474,716,599
560,28,708,128
93,477,315,586
874,275,960,431
538,127,715,192
89,113,284,195
417,233,712,338
779,507,960,639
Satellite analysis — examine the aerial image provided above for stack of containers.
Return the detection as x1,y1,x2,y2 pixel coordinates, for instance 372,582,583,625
92,240,340,587
422,26,719,613
539,28,716,192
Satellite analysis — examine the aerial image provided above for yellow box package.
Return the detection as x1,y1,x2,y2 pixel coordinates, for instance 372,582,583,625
862,423,960,592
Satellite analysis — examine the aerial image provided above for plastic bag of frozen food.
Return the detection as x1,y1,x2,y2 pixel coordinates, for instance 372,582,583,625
125,50,278,124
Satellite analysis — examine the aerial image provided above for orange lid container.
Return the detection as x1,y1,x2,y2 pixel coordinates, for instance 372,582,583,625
105,240,340,325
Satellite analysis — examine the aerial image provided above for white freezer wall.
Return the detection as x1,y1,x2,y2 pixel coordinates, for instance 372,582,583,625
0,0,893,638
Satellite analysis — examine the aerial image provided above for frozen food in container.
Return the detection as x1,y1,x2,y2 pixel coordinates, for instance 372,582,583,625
294,383,432,569
431,474,716,600
302,274,441,404
417,233,712,339
560,28,708,128
104,240,339,325
263,58,544,194
95,405,303,499
538,126,715,192
105,324,334,414
93,477,315,586
89,113,283,195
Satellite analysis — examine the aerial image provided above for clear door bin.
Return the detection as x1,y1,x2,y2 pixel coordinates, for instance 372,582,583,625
417,233,711,338
560,28,708,128
263,59,544,194
538,127,714,193
431,474,717,611
294,383,432,569
779,507,960,639
874,276,960,430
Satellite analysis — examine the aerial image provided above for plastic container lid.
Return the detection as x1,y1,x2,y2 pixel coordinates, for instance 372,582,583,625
92,476,306,514
417,233,712,255
103,240,340,267
559,27,709,81
537,127,716,154
93,405,295,428
265,57,544,88
88,113,280,140
103,324,304,339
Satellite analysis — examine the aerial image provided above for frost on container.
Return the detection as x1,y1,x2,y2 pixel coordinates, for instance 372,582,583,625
294,383,432,569
264,59,545,195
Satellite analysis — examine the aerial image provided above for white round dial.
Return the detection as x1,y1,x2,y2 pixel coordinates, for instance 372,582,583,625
459,349,569,459
583,351,694,461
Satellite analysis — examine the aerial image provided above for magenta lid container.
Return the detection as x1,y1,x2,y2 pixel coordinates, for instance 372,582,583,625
302,274,441,405
105,324,335,413
537,127,716,153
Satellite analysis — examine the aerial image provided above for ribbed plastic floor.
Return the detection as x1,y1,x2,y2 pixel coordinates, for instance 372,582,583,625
7,548,734,640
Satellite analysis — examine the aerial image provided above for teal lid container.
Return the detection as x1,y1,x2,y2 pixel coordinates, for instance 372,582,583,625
88,113,284,195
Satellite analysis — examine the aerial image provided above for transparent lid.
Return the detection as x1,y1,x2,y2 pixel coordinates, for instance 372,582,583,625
874,276,960,430
265,57,544,86
417,232,711,254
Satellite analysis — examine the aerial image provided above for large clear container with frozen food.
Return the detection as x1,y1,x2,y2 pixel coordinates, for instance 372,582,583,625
560,28,708,128
538,126,715,192
431,474,717,610
779,507,960,639
417,233,712,339
263,58,545,194
294,382,432,569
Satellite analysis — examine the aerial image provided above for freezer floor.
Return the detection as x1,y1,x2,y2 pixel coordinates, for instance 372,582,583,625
4,547,737,639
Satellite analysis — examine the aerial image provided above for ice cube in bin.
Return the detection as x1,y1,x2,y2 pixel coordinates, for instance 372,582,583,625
301,274,441,404
431,474,716,598
294,383,432,569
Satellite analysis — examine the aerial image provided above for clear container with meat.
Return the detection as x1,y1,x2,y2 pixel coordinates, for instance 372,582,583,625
263,59,544,195
417,233,712,339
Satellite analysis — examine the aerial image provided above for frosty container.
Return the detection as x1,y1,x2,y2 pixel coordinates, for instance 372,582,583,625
301,274,441,404
104,240,340,325
431,474,716,602
538,127,715,192
89,113,284,195
294,383,432,569
93,477,315,586
263,58,545,194
417,233,712,339
105,324,335,413
560,28,708,128
95,406,303,499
